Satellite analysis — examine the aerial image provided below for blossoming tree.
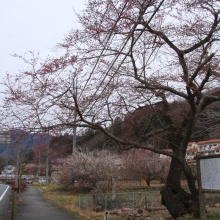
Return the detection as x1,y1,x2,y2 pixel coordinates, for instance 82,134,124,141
1,0,220,218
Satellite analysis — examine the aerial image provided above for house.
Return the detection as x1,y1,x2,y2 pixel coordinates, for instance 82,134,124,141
186,139,220,162
215,145,220,155
160,139,220,162
186,147,197,162
159,149,172,159
197,139,220,153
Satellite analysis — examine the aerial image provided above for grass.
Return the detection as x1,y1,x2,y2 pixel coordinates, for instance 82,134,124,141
36,181,220,220
37,182,132,219
206,212,220,219
37,181,165,219
178,212,220,220
12,196,16,220
41,190,121,220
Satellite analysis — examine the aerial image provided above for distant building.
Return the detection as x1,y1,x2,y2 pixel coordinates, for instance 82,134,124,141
2,165,16,175
159,139,220,162
186,139,220,162
197,139,220,154
159,149,172,159
186,147,197,162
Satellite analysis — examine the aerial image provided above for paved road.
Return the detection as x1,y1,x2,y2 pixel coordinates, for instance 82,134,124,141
0,184,11,220
17,186,79,220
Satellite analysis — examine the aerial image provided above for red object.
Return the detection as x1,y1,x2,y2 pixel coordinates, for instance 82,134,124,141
7,182,26,191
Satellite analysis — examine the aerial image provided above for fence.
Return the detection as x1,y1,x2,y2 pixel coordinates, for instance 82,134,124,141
205,192,220,205
79,190,163,211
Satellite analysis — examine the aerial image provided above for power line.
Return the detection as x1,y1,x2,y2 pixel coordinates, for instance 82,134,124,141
76,0,165,119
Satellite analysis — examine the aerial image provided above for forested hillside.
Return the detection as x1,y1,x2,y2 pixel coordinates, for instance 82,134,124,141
77,100,220,151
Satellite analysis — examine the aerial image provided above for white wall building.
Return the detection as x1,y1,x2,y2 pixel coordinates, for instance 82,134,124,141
160,139,220,162
186,139,220,162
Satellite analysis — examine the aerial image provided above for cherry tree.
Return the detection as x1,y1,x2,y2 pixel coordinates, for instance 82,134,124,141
1,0,220,218
121,149,170,186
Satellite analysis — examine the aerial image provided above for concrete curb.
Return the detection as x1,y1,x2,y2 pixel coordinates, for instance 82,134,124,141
3,190,14,220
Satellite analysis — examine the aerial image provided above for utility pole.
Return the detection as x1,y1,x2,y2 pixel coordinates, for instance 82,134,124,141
46,143,49,184
5,133,8,183
72,110,77,159
38,149,41,176
16,139,22,200
44,128,50,184
71,72,77,187
16,141,19,189
29,128,50,183
72,76,77,160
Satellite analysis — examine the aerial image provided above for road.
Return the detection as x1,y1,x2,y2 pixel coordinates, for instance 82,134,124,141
0,184,11,220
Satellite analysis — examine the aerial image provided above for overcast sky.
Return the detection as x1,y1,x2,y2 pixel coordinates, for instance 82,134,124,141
0,0,86,80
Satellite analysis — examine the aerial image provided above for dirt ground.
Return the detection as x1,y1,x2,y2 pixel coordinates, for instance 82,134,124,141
104,205,220,220
92,209,175,220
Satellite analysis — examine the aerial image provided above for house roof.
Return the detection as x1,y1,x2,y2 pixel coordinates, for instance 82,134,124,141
187,142,196,146
187,148,197,152
197,139,220,145
159,149,172,156
162,149,172,153
215,145,220,150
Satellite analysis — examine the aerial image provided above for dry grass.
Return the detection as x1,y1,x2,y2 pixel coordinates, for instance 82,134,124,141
42,192,123,219
41,190,173,220
40,181,173,220
39,181,220,220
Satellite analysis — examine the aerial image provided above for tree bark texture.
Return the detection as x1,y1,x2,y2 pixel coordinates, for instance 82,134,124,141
160,158,195,218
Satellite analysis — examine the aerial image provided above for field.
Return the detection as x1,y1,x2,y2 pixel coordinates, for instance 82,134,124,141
39,180,220,220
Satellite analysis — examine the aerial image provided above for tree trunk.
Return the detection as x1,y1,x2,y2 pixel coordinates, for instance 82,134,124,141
160,158,194,218
146,179,151,187
183,159,203,218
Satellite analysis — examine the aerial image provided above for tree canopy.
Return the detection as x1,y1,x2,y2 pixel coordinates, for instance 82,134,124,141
1,0,220,218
